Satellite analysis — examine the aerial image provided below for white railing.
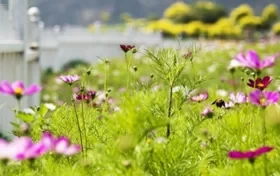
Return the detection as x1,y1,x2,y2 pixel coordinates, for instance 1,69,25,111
0,0,41,136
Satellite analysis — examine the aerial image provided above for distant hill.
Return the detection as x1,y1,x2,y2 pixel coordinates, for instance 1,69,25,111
35,0,280,26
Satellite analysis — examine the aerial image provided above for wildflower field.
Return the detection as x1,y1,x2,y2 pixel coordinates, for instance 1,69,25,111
1,41,280,176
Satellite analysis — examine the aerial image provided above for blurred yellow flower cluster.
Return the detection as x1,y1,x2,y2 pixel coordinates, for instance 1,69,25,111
146,2,280,39
272,22,280,35
164,2,192,19
147,18,242,39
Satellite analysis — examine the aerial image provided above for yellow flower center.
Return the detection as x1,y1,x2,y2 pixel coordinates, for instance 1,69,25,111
260,98,266,106
14,87,23,95
257,83,264,88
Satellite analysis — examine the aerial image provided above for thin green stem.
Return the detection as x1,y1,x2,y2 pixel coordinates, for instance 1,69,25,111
103,62,109,112
81,101,87,158
230,72,236,92
261,107,268,176
166,84,173,138
125,53,131,95
16,99,21,125
69,85,84,158
133,71,136,92
73,100,84,158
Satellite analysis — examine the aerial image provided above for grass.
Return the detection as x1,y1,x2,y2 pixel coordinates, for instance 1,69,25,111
1,41,280,175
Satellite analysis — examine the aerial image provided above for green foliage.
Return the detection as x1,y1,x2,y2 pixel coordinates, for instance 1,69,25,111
193,1,227,24
3,43,280,175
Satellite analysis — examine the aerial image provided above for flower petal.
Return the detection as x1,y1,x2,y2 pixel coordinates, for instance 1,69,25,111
261,55,277,69
11,81,25,91
24,84,42,95
254,146,273,157
55,137,70,154
246,50,261,69
249,90,262,106
63,145,81,156
228,151,247,159
264,91,279,104
0,81,14,94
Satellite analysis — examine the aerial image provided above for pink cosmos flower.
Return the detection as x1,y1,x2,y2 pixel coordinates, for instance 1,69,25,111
228,146,273,163
59,75,80,85
201,107,214,118
230,92,247,104
224,101,235,109
249,90,279,107
0,132,81,161
54,137,81,156
0,137,46,161
191,92,208,102
0,80,41,100
40,132,81,156
235,50,278,70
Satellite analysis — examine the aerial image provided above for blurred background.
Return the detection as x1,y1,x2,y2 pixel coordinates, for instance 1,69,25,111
1,0,280,72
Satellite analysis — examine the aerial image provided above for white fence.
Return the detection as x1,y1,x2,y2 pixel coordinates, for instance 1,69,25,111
0,0,41,136
40,27,164,71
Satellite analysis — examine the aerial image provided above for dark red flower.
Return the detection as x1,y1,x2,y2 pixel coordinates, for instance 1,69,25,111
76,90,96,101
228,146,273,163
247,76,272,91
120,44,136,53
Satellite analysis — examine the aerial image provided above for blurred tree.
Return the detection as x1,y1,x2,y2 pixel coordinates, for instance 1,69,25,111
120,12,132,23
230,4,254,24
163,1,198,23
272,22,280,36
194,1,227,24
260,4,279,30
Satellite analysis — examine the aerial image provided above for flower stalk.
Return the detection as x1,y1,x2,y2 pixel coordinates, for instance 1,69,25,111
166,83,173,138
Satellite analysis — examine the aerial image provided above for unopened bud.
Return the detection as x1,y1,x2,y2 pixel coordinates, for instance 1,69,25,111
132,48,137,54
122,160,132,168
86,68,91,76
105,59,110,64
245,70,251,75
80,86,85,92
133,66,137,72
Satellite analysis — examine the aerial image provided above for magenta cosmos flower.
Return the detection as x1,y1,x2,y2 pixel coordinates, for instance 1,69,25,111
191,92,208,102
230,92,246,104
40,132,81,156
0,80,41,100
228,146,273,163
249,89,279,107
247,76,272,91
235,50,278,70
59,75,80,85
